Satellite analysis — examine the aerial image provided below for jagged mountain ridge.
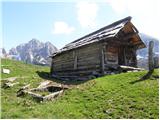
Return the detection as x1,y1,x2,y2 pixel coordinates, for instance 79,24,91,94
9,39,58,65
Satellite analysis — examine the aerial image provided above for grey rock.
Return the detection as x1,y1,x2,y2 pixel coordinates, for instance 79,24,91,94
9,38,58,66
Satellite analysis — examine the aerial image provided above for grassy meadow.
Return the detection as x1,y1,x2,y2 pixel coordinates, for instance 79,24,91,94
1,59,159,119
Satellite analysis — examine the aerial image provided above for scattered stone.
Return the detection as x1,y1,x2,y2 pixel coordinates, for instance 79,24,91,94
2,68,10,74
3,82,19,88
37,80,53,88
18,84,30,91
103,109,112,114
17,84,30,97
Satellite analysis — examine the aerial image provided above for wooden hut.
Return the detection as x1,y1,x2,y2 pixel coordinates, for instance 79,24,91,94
50,16,146,80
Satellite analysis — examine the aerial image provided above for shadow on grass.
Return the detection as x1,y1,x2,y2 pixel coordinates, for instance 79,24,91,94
130,79,148,84
130,73,159,84
36,71,91,85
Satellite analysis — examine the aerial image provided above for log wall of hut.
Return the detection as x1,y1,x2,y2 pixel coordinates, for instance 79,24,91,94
51,39,137,80
51,42,102,79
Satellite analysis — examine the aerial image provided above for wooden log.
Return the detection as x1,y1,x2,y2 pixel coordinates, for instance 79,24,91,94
54,69,100,76
78,54,99,60
3,82,19,88
54,62,74,68
53,52,73,61
53,51,99,64
78,60,100,66
26,91,43,100
43,90,63,101
53,67,74,71
54,66,100,73
77,65,100,71
54,60,74,65
53,58,74,63
77,48,100,56
120,65,144,71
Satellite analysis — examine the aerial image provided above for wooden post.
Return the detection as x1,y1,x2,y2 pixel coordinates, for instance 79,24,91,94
148,41,154,71
123,47,127,66
73,51,78,70
74,55,78,70
50,60,53,74
101,46,105,75
141,41,154,80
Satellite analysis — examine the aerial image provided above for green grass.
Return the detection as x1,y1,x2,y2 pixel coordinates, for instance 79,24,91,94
32,91,51,96
1,59,159,119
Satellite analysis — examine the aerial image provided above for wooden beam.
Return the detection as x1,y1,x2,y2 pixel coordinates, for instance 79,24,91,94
123,47,126,65
109,40,133,46
100,45,105,75
123,32,138,41
50,60,54,75
74,55,78,70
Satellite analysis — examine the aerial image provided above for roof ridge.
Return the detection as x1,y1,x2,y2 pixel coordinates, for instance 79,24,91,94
66,16,132,45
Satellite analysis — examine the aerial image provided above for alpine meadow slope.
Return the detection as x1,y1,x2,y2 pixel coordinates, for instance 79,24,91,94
1,59,159,119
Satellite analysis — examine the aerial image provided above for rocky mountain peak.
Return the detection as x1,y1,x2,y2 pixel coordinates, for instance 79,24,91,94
9,39,58,66
9,48,17,55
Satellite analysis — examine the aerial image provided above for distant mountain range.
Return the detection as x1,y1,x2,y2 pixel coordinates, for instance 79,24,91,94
6,39,58,66
1,33,159,68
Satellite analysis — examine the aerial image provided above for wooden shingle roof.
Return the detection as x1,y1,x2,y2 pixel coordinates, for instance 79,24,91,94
52,16,145,57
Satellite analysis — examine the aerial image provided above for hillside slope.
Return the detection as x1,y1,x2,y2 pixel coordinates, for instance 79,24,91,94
1,59,159,119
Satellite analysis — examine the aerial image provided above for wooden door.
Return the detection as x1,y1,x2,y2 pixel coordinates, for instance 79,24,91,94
105,45,118,65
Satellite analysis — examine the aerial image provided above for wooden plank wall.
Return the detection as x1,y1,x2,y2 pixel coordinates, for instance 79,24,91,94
51,40,138,79
51,42,101,77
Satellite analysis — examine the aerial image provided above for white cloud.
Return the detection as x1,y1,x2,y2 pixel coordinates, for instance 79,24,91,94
52,21,75,34
76,1,98,28
106,0,160,40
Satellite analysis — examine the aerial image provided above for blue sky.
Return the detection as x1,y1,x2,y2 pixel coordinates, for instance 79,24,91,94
2,0,160,51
